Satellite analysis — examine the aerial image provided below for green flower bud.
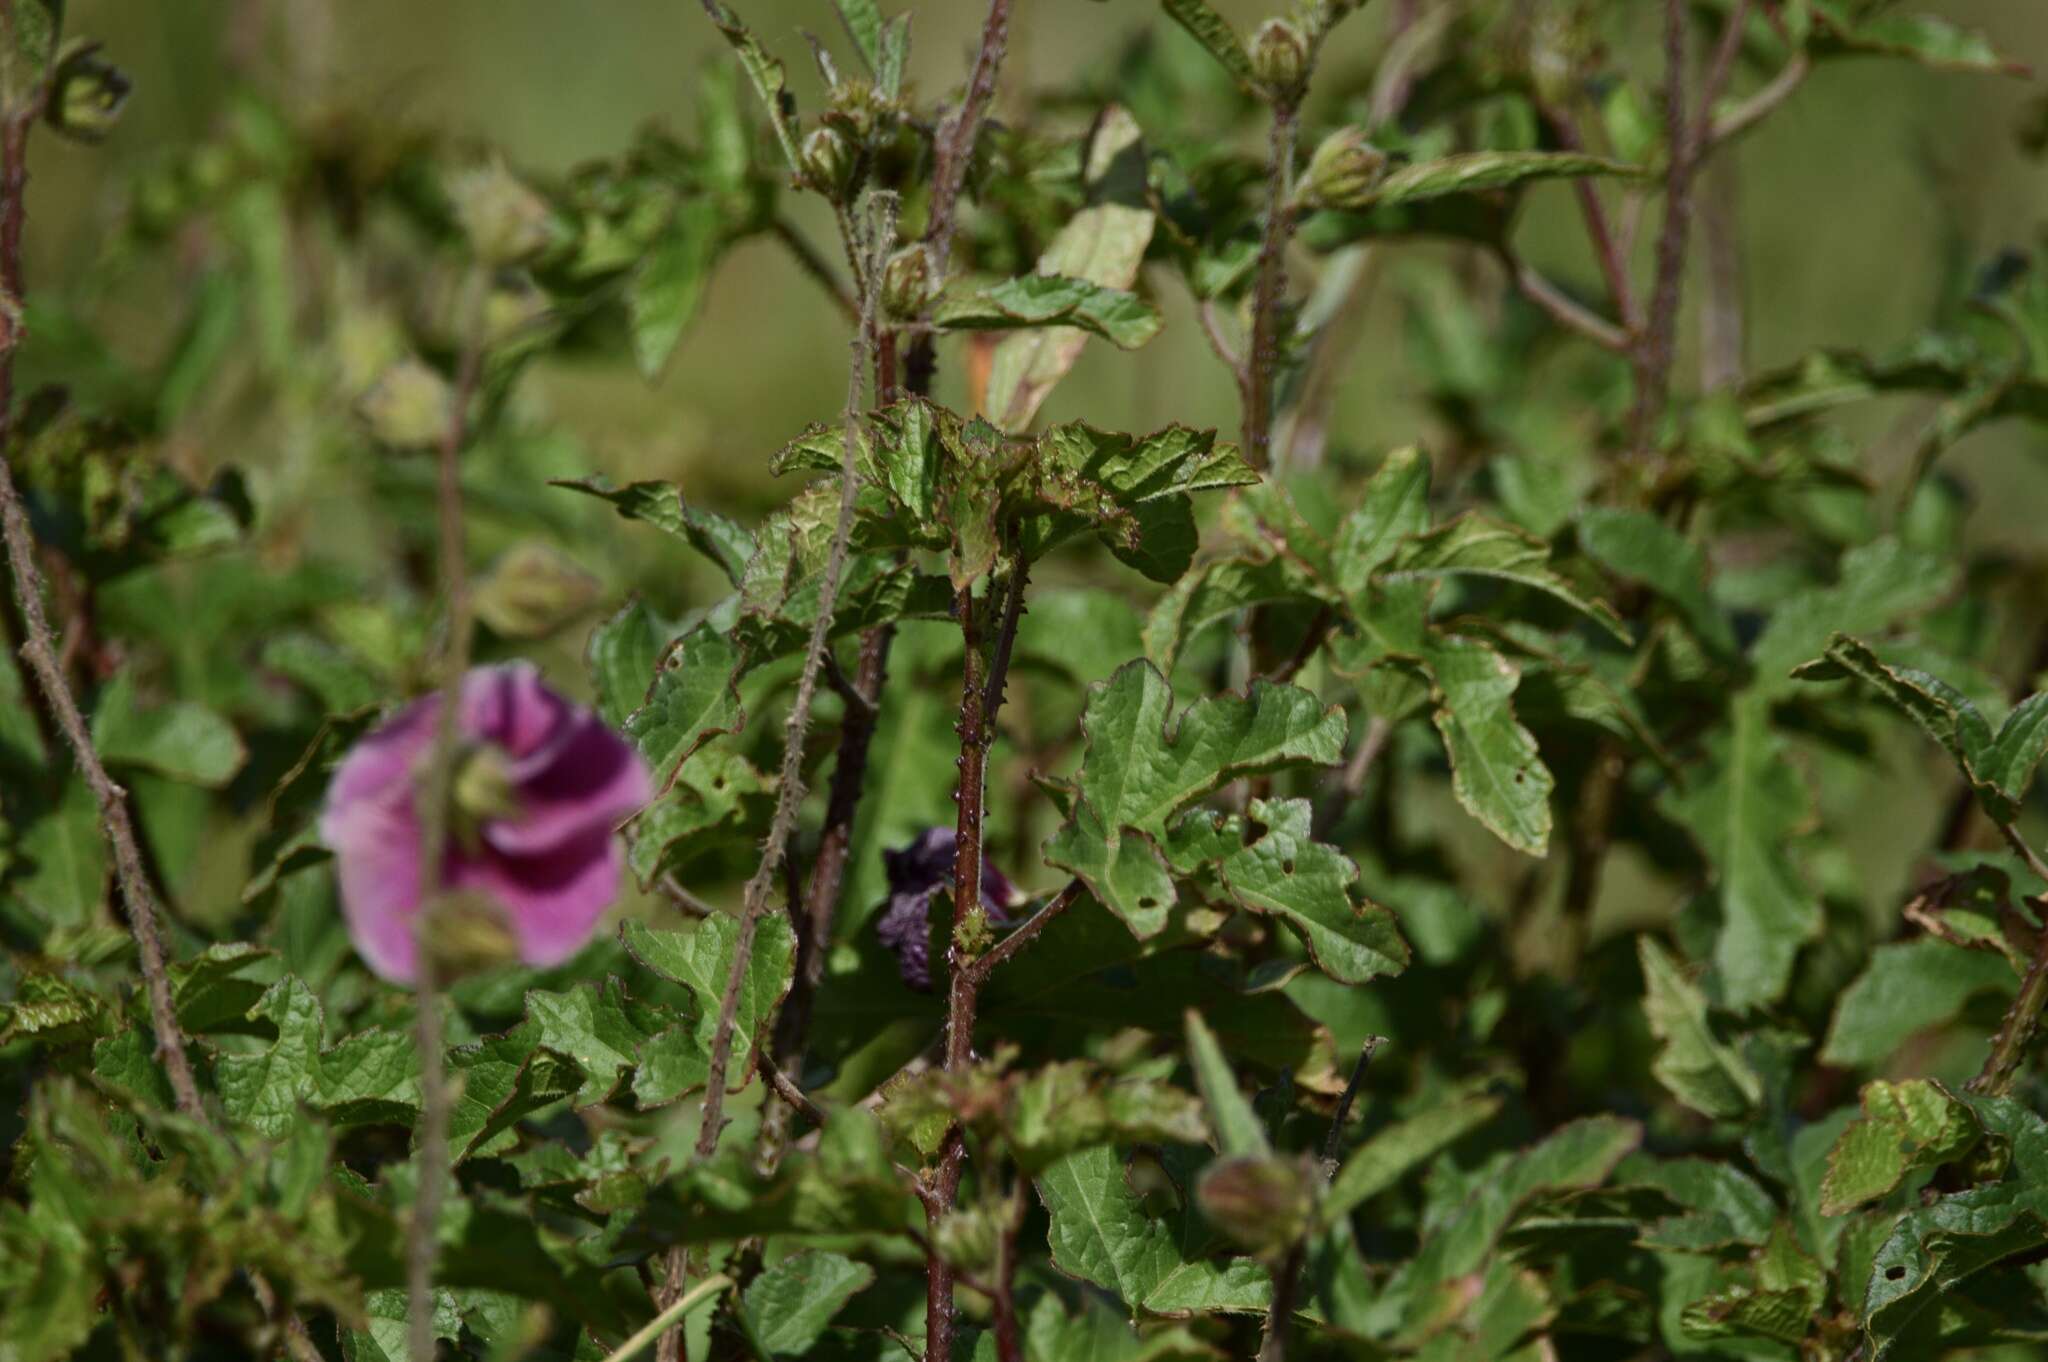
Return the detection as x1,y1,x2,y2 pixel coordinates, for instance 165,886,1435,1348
1249,19,1309,102
1196,1154,1317,1256
801,125,858,200
357,357,454,449
1301,127,1387,209
420,889,521,981
472,540,603,640
448,161,558,266
48,41,130,144
880,244,935,321
933,1205,1002,1274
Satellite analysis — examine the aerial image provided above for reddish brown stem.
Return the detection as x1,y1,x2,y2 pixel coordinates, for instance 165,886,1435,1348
1542,107,1640,333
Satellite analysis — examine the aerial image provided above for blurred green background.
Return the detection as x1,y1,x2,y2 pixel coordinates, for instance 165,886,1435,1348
29,1,2048,541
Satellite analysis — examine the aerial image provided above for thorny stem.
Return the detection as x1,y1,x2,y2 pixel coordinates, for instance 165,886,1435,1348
990,1186,1027,1362
407,266,489,1362
0,92,207,1128
1245,102,1300,472
964,879,1081,986
904,0,1012,399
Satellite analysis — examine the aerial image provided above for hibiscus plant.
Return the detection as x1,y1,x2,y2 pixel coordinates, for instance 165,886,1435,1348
1,2,2046,1361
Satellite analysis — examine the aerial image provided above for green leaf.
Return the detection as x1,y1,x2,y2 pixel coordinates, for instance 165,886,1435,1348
701,0,803,170
1639,937,1762,1121
1748,538,1958,700
829,0,883,73
1158,0,1256,96
624,625,742,787
1006,1061,1209,1171
13,780,107,933
1363,152,1644,208
91,670,246,788
1143,555,1317,674
1324,1085,1503,1223
1864,1180,2048,1358
445,1019,587,1161
1379,514,1626,641
1429,634,1555,857
1165,798,1409,984
552,476,756,586
1044,661,1346,938
628,196,720,377
1020,1294,1220,1362
1820,937,2016,1069
739,1250,875,1356
521,980,673,1109
215,976,323,1138
586,599,667,729
936,273,1163,349
985,108,1156,429
1664,697,1817,1011
1819,1079,1979,1216
623,913,796,1103
1185,1010,1269,1158
1038,1144,1273,1317
1332,445,1431,593
1810,2,2026,75
1577,507,1737,655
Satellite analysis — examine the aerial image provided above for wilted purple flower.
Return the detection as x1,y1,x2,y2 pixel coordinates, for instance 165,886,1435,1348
875,827,1023,990
321,662,652,985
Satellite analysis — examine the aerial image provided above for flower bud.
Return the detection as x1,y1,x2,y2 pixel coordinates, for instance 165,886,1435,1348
800,125,858,200
357,357,455,449
1196,1154,1317,1256
472,540,603,640
448,161,558,267
1249,20,1309,102
420,889,522,981
452,743,522,829
934,1205,1001,1274
1302,127,1387,209
880,244,935,321
48,41,130,143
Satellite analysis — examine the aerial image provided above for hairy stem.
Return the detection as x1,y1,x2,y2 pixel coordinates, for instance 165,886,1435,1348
1970,881,2048,1097
1259,1243,1307,1362
903,0,1012,399
1245,102,1299,472
1626,0,1751,462
965,879,1080,986
407,267,489,1362
990,1187,1026,1362
0,97,208,1127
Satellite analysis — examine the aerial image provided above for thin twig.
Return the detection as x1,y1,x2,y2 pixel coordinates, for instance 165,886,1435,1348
1321,1037,1382,1176
1245,103,1300,472
1259,1242,1307,1362
1709,52,1810,146
965,879,1082,985
1540,106,1640,333
980,556,1028,719
1315,714,1391,837
407,265,489,1362
757,1051,828,1128
1505,253,1631,352
1697,147,1745,390
902,0,1012,398
693,198,882,1164
1970,889,2048,1098
2003,822,2048,891
598,1274,733,1362
0,103,207,1126
1260,605,1334,686
989,1184,1027,1362
1196,298,1247,384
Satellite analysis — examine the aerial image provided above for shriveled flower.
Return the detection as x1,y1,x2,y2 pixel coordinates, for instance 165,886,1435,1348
875,827,1024,991
321,662,652,984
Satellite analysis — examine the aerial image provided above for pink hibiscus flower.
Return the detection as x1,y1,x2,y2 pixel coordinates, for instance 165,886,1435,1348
320,663,652,984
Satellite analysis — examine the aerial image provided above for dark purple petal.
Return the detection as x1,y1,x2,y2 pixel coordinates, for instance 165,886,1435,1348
874,827,1025,990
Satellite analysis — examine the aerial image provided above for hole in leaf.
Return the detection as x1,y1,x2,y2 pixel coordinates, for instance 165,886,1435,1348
1885,1266,1906,1281
1281,859,1295,875
1138,896,1159,909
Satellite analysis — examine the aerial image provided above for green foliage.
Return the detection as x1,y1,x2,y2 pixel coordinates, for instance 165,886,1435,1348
5,1,2048,1360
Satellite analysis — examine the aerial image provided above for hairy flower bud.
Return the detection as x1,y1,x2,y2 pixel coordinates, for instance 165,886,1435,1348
48,41,130,143
448,161,558,266
1196,1154,1317,1256
801,125,858,200
357,358,455,449
880,244,935,321
1249,20,1309,102
1302,127,1387,209
933,1205,1001,1274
